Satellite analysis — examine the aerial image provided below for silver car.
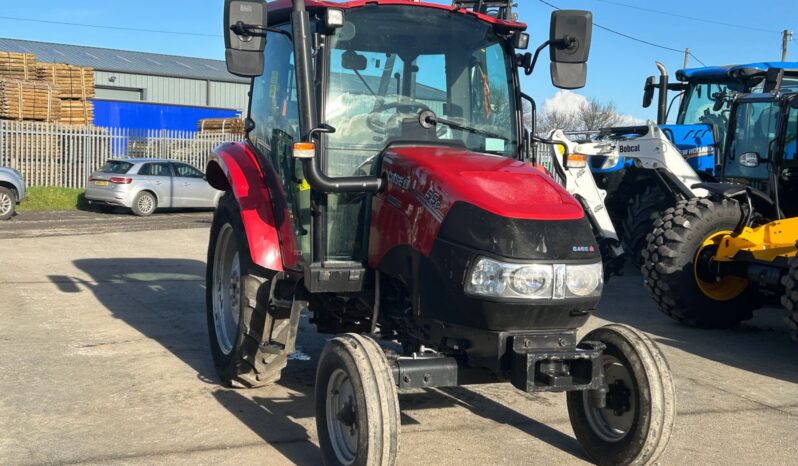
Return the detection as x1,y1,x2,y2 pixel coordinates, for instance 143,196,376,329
0,166,26,220
85,159,222,216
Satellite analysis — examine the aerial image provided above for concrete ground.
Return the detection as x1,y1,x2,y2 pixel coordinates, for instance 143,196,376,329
1,220,797,465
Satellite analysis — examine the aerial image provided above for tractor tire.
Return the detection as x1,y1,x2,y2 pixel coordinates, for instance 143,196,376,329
781,258,798,341
206,192,293,388
567,324,675,466
621,186,672,266
316,333,400,466
0,186,16,220
641,198,759,328
131,191,157,216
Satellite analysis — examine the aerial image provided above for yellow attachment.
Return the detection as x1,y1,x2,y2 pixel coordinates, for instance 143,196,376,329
713,217,798,264
694,231,749,301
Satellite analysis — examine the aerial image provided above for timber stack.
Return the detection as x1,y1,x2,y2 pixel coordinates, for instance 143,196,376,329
38,63,95,125
198,117,245,135
0,79,61,121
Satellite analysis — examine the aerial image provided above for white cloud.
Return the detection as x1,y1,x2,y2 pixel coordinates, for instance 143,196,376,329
542,90,645,126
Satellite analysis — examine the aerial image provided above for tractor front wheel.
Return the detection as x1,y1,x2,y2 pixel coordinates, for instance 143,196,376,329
316,333,400,466
641,198,759,327
567,324,675,466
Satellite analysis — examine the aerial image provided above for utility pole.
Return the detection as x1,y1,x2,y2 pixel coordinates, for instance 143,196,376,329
783,30,794,62
683,48,689,69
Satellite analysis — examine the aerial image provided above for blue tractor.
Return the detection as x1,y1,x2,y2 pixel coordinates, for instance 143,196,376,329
593,61,798,264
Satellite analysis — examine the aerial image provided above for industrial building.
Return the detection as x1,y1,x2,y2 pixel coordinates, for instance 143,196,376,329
0,38,248,131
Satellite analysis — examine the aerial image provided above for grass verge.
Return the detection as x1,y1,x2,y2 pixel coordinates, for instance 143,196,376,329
17,186,89,212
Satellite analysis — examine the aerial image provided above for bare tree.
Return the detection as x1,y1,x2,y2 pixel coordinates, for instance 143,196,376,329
534,95,627,134
574,98,626,131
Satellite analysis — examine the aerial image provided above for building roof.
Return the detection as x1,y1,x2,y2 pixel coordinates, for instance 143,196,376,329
0,37,248,84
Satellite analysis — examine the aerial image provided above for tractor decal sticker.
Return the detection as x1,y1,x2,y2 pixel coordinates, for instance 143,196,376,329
572,245,595,253
386,170,410,189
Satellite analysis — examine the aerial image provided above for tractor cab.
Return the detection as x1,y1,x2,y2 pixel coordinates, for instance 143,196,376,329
721,83,798,217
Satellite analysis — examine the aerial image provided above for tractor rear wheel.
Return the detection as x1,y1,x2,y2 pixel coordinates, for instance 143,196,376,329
567,324,675,466
206,192,293,388
316,333,400,466
781,258,798,341
641,198,759,327
621,186,671,266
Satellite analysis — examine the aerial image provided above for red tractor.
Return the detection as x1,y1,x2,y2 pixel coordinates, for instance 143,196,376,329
205,1,675,464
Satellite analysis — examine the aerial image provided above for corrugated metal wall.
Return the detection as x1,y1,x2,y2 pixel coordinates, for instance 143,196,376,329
94,71,248,113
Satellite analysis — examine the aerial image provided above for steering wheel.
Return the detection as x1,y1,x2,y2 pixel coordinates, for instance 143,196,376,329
366,99,432,134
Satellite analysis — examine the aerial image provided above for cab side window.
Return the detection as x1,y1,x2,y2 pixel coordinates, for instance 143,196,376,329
249,25,299,170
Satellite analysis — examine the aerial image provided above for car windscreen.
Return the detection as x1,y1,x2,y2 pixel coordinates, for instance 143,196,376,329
100,161,134,174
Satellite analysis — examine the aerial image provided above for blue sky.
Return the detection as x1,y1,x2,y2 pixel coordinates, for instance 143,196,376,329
1,0,795,120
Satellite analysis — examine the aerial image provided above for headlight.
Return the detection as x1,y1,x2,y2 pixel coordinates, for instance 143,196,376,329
565,262,603,297
465,256,602,300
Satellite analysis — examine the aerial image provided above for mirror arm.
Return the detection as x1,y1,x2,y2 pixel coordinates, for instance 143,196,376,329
230,21,292,40
526,40,551,76
527,36,576,76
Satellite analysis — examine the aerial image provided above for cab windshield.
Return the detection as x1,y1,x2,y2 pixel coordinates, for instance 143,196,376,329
324,5,518,176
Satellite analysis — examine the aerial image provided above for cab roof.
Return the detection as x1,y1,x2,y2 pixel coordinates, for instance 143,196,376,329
676,62,798,82
267,0,527,30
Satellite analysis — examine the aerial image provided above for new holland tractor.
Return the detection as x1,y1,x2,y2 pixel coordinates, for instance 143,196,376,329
642,75,798,333
204,1,675,465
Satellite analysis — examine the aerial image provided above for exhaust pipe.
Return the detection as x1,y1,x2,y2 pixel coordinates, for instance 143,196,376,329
655,61,668,125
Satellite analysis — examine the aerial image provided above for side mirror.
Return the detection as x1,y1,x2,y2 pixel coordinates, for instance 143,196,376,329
712,92,727,112
739,152,761,168
224,0,268,77
642,76,655,108
342,50,367,71
549,10,592,90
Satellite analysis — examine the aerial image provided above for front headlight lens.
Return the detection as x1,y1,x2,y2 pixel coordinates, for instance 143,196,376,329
565,262,603,297
510,265,551,295
465,256,602,300
468,257,506,295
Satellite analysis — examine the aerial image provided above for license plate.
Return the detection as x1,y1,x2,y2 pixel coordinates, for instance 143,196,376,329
94,180,109,186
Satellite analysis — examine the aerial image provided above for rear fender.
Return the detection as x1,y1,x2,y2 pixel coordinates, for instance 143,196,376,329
207,141,299,272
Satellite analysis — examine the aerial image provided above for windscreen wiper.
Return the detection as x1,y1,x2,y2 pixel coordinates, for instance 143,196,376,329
419,110,508,142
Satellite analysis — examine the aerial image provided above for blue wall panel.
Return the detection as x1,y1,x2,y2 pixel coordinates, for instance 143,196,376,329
93,100,240,131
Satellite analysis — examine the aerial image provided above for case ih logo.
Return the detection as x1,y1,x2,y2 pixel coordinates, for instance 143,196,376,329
572,245,595,253
619,144,640,154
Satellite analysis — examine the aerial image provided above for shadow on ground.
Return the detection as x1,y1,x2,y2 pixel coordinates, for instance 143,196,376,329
598,266,798,384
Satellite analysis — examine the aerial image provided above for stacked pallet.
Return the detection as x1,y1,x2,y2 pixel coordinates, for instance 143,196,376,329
38,62,95,125
0,52,39,80
198,117,245,134
0,79,61,121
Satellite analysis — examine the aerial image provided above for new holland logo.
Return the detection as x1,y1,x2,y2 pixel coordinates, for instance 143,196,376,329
619,144,640,154
572,245,595,253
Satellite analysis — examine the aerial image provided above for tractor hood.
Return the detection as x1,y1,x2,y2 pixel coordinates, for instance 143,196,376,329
381,145,584,221
369,145,597,266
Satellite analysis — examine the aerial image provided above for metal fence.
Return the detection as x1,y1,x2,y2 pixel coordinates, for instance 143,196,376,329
0,120,242,189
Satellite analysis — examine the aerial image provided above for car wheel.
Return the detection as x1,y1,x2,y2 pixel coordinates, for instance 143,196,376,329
0,186,16,220
132,191,157,217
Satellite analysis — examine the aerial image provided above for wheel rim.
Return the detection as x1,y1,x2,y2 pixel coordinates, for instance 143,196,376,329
211,224,241,355
583,354,636,443
138,194,154,214
694,230,748,301
326,368,359,465
0,192,11,216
